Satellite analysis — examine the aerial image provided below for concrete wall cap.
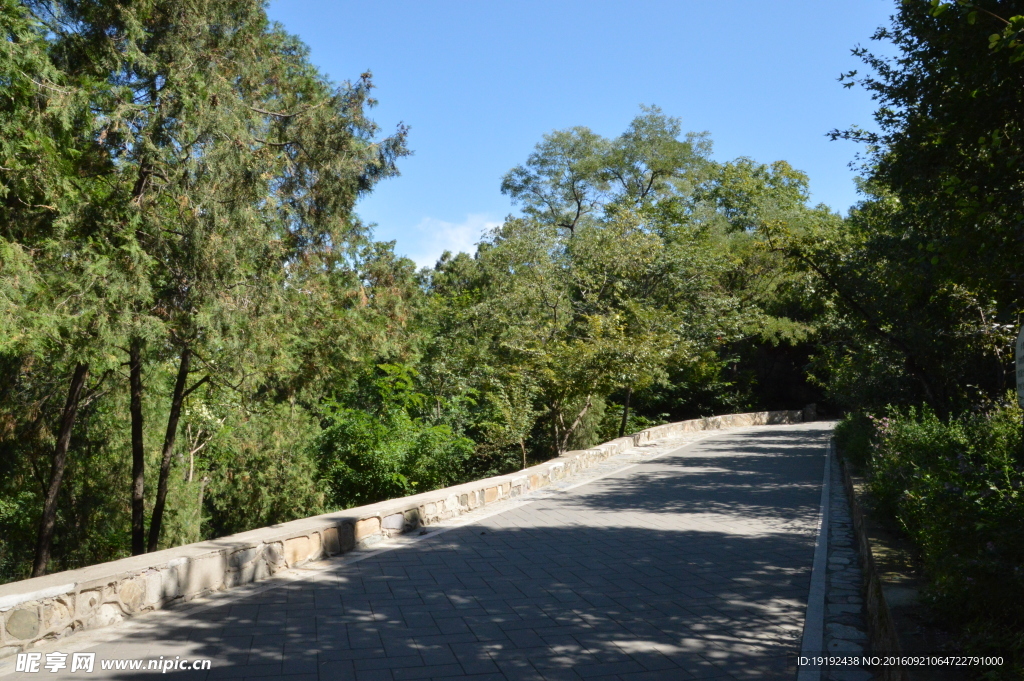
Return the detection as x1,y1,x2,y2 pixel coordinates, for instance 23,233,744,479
0,583,76,611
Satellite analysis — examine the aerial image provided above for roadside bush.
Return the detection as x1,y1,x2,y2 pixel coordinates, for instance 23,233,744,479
315,365,474,509
832,411,874,469
850,401,1024,675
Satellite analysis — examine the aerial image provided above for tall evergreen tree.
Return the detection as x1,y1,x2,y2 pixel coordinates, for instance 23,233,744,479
17,0,408,557
1,0,139,577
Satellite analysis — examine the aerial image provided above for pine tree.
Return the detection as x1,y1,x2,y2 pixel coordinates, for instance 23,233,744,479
16,0,409,558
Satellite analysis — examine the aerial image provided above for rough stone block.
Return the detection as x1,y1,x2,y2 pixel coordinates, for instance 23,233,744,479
232,557,264,586
403,509,420,529
284,534,323,564
264,542,285,567
78,590,103,617
252,558,272,582
337,524,355,553
424,502,437,516
826,623,867,641
101,583,118,603
484,487,498,503
322,527,341,555
459,494,468,508
158,563,184,601
118,580,144,612
92,603,123,628
143,571,162,606
382,513,404,531
41,597,73,634
5,608,39,641
183,554,226,595
355,517,380,541
285,535,312,565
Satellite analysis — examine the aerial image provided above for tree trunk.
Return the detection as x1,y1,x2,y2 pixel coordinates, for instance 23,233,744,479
520,439,527,470
32,362,89,578
618,385,633,438
196,475,209,539
129,338,146,556
558,395,592,454
147,346,191,552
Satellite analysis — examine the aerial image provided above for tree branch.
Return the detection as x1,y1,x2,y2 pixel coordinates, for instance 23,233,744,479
182,375,210,399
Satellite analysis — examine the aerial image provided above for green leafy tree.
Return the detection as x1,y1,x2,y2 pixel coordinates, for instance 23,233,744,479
796,3,1024,671
777,0,1024,414
427,108,832,457
501,105,711,233
30,0,408,553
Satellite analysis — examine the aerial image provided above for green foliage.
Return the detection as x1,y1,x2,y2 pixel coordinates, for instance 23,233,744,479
316,365,474,509
832,412,875,469
707,159,810,234
804,5,1024,670
853,403,1024,675
201,404,325,538
1,3,828,583
501,105,711,233
481,107,819,450
0,0,411,579
807,0,1024,415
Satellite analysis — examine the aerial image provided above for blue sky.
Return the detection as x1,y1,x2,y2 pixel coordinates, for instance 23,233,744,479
267,0,896,268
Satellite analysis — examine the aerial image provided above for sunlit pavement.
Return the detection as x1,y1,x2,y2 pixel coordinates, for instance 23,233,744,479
4,422,833,681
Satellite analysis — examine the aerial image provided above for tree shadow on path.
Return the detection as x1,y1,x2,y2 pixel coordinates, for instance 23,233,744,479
38,426,831,681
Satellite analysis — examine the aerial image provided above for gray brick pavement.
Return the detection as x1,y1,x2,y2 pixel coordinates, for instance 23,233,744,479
3,422,833,681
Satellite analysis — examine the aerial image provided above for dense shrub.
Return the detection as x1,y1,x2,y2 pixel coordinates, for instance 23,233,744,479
315,365,474,509
832,411,874,469
839,402,1024,675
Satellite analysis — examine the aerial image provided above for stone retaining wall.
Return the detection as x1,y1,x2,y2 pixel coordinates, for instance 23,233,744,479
837,452,908,681
0,408,806,658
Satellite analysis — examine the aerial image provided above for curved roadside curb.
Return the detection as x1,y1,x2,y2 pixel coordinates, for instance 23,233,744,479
798,439,832,681
801,440,888,681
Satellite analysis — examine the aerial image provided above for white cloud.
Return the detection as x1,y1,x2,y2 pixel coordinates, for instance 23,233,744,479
403,213,502,269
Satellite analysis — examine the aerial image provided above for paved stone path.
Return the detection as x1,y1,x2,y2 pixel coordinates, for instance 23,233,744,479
2,422,835,681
